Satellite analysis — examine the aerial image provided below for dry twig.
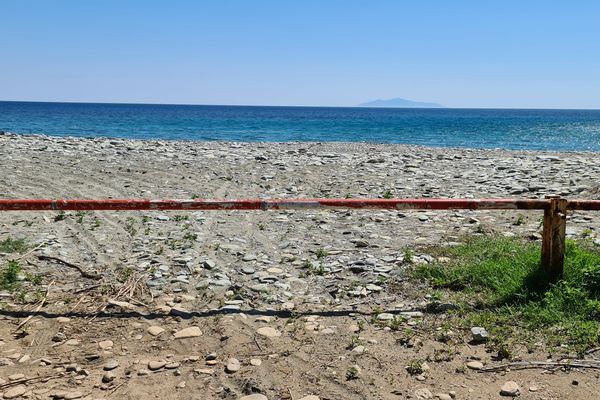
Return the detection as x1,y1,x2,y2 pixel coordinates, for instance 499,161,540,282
13,281,54,333
480,360,600,372
0,373,63,389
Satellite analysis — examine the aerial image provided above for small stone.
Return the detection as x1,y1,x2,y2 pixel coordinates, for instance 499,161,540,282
239,393,269,400
102,372,115,383
194,368,214,375
250,358,262,366
377,313,394,321
471,326,489,343
65,339,80,346
103,359,119,370
176,381,186,388
226,357,241,373
466,360,484,370
242,253,257,261
366,284,382,292
52,332,66,342
202,259,216,269
64,392,84,400
352,345,365,354
240,394,268,400
173,326,202,339
529,386,539,392
98,340,113,350
250,283,269,293
57,317,71,323
435,394,452,400
147,326,165,336
414,388,433,399
148,360,166,370
17,354,30,363
256,327,281,338
3,385,27,399
137,369,150,376
48,390,68,399
500,381,521,397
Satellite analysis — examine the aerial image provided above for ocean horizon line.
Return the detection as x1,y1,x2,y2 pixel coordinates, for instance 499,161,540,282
1,99,600,111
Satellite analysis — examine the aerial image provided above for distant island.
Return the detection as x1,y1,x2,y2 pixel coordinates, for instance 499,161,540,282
359,97,444,108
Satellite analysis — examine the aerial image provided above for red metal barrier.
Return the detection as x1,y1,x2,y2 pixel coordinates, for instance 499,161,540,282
0,197,568,211
0,198,598,212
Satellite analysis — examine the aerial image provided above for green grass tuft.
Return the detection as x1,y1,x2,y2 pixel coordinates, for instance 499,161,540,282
1,260,23,290
0,237,28,254
415,236,600,355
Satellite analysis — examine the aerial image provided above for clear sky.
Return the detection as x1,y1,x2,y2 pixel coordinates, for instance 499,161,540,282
1,1,599,108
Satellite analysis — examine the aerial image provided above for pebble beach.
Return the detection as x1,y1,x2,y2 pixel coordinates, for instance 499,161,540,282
1,132,599,399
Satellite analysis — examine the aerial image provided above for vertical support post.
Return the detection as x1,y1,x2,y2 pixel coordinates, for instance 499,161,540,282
541,196,567,280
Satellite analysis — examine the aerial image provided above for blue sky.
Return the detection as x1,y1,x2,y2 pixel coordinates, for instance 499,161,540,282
1,1,599,108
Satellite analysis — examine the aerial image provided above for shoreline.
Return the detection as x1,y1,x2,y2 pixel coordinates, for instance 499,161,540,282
2,130,600,155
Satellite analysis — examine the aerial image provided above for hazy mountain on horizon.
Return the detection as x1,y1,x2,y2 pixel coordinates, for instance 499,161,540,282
359,98,444,108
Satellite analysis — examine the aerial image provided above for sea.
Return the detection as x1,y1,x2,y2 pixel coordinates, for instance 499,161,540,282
1,101,600,151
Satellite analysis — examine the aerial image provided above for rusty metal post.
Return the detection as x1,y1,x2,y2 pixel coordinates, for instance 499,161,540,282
541,196,567,280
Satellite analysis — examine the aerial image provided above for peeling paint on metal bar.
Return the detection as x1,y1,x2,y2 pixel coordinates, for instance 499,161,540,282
0,198,598,212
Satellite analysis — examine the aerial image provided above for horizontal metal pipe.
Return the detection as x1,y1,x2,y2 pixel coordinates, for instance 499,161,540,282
566,200,600,211
0,198,558,211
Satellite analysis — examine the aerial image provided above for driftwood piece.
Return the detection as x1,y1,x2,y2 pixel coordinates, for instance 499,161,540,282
36,255,102,280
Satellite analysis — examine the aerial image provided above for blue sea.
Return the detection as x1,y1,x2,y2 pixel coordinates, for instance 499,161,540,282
1,101,599,151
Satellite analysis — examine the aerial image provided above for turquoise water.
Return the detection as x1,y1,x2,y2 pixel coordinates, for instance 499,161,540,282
1,101,599,151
